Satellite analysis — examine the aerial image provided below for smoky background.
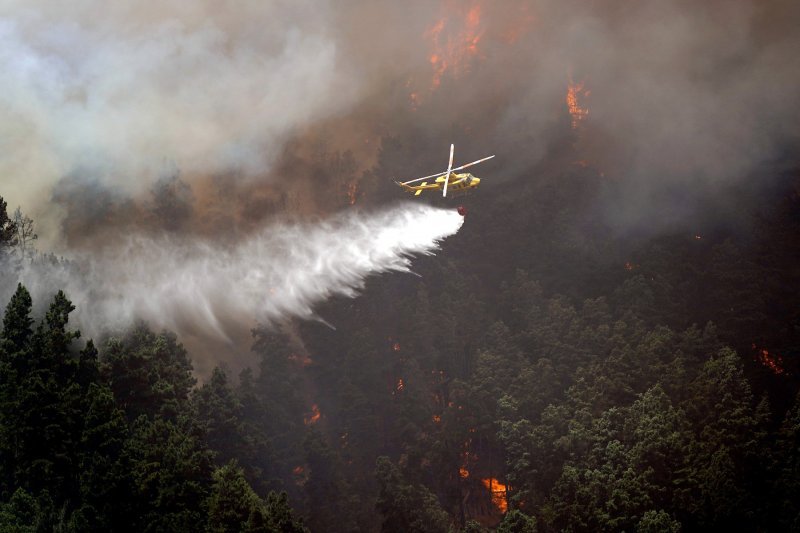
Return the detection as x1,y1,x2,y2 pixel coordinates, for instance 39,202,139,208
0,0,798,371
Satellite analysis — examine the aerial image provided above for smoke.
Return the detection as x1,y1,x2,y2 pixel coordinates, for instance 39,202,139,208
2,0,798,239
0,0,362,239
4,203,463,344
0,0,798,365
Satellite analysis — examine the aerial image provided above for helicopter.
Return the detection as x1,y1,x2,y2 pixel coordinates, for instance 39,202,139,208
395,144,494,198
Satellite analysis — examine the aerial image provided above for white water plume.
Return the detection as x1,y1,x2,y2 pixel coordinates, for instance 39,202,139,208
6,203,463,341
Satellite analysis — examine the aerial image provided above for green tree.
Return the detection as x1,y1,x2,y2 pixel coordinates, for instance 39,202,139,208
302,430,358,532
75,383,128,530
497,509,537,533
375,456,450,533
1,284,33,354
193,367,246,466
0,196,17,258
103,324,195,421
8,291,82,501
122,416,214,532
0,488,38,533
636,509,681,533
207,461,265,533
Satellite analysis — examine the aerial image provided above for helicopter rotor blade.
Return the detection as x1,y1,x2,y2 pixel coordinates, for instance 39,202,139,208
449,154,495,173
443,143,454,198
398,154,495,185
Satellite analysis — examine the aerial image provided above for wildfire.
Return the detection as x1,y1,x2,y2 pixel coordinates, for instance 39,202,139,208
694,234,702,240
409,91,420,111
347,182,359,205
408,2,534,109
288,352,313,367
459,448,477,481
393,342,401,352
482,478,509,513
304,403,321,425
432,414,441,423
426,2,484,90
624,261,639,271
753,345,785,375
396,378,405,392
566,77,590,130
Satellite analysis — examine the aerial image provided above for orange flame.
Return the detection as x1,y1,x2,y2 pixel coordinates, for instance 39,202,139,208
426,3,484,90
396,378,405,392
753,345,785,375
304,403,321,425
482,478,509,513
624,261,639,271
566,77,590,130
347,182,359,205
288,352,313,367
460,448,477,480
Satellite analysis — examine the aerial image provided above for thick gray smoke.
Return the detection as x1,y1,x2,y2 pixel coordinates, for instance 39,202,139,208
4,203,463,343
2,1,798,235
0,0,798,365
0,0,363,239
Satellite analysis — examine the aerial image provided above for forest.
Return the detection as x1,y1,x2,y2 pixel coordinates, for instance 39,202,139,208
1,120,799,532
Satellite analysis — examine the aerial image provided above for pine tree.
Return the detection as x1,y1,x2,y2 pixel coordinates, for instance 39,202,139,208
0,196,17,259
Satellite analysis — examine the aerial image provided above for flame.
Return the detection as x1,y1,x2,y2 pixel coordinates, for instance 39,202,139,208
396,378,405,392
409,91,420,111
694,234,703,240
292,465,308,486
482,478,509,513
566,77,590,130
432,414,441,423
753,345,785,375
393,342,401,352
304,403,321,425
624,261,639,271
347,182,359,205
460,448,477,479
426,3,484,90
408,2,535,108
288,352,313,367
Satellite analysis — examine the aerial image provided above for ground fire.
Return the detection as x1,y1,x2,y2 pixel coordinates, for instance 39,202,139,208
304,404,321,425
426,2,484,90
566,77,590,130
482,478,509,514
753,346,785,375
347,182,359,205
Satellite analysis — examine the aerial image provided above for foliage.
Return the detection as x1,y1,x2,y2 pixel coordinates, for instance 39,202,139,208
2,157,800,531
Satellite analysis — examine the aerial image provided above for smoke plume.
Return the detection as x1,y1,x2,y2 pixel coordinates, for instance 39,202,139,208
0,0,798,366
2,0,798,241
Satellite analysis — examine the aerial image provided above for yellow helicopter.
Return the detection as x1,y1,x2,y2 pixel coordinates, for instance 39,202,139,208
395,144,495,197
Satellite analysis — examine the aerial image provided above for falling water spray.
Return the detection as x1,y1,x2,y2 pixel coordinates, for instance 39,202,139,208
4,203,463,342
